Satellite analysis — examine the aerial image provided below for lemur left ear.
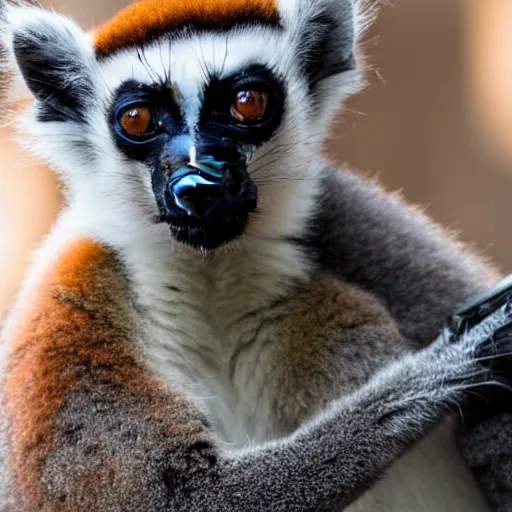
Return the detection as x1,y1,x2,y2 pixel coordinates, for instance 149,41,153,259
2,5,95,123
280,0,363,87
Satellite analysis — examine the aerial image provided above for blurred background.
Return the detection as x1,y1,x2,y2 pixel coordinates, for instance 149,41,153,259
1,0,512,319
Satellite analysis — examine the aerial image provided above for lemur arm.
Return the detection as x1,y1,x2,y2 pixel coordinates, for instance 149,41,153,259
310,168,496,345
310,167,512,510
0,237,508,512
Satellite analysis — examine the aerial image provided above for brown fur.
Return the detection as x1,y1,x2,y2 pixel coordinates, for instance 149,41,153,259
93,0,280,59
269,277,409,429
3,239,211,510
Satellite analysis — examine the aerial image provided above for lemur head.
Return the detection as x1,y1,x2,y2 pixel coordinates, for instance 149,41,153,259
2,0,369,251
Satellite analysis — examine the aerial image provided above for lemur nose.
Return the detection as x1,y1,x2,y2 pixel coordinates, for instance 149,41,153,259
169,158,248,220
170,171,224,219
164,135,254,220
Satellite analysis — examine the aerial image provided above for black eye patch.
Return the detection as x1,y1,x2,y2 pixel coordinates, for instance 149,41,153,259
109,80,182,161
109,66,286,162
199,64,286,146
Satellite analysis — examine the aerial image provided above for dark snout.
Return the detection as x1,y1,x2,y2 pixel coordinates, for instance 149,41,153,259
157,135,257,250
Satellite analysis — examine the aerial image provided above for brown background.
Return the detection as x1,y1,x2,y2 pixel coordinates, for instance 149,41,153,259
1,0,512,318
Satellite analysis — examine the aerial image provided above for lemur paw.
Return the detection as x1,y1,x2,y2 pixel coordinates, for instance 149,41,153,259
447,275,512,378
430,303,512,395
370,293,512,418
445,288,512,389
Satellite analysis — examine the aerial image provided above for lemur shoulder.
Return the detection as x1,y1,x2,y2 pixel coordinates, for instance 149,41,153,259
0,0,511,510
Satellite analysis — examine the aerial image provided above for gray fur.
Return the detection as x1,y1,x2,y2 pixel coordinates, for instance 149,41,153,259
460,414,512,512
309,167,512,509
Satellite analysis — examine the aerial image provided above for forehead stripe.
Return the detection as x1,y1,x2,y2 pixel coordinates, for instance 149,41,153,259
94,0,281,59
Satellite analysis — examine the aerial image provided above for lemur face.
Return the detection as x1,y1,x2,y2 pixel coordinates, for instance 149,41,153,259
3,0,365,251
106,51,286,249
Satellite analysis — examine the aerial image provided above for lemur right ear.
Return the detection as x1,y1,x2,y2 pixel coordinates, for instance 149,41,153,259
279,0,374,89
2,5,95,123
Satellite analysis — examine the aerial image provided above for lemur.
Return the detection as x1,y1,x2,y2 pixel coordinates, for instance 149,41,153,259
0,0,511,510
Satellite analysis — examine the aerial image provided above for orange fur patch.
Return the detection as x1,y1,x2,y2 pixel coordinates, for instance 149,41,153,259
3,240,116,506
94,0,280,59
3,240,143,506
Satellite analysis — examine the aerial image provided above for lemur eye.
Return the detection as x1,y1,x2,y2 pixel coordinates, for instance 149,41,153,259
230,90,269,123
119,106,155,137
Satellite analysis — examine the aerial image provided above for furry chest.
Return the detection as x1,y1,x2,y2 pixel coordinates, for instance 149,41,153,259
139,293,282,445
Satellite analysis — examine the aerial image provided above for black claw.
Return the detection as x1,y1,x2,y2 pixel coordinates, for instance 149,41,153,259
447,275,512,337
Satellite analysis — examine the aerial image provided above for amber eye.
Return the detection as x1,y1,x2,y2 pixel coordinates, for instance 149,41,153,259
230,89,269,123
119,106,154,137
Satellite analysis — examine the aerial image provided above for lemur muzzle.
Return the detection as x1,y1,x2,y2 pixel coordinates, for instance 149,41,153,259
166,139,257,221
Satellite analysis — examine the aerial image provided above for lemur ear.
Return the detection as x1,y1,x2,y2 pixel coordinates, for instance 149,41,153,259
2,6,95,123
280,0,364,88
